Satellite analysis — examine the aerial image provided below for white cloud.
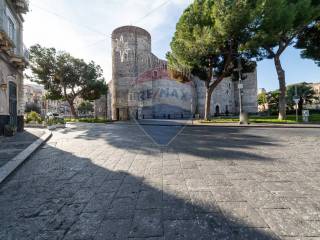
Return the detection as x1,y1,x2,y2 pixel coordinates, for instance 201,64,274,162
24,0,192,83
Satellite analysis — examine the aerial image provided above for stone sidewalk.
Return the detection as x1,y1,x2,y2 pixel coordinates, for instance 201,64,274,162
0,123,319,239
0,128,46,168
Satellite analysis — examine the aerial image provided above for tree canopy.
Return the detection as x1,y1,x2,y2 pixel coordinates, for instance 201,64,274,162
28,44,107,117
77,101,94,115
167,0,256,119
295,18,320,66
287,82,318,113
246,0,320,120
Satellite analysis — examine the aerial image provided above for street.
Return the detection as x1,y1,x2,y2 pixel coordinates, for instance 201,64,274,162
0,122,320,239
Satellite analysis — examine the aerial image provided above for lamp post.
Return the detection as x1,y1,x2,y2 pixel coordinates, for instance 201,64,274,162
293,85,299,122
0,80,7,92
236,58,248,124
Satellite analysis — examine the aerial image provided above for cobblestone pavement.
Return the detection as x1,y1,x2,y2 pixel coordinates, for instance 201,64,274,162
0,122,320,240
0,128,45,168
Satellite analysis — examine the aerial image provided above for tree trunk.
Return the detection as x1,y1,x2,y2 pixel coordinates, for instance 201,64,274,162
298,97,303,115
68,100,78,118
204,86,213,121
274,55,287,120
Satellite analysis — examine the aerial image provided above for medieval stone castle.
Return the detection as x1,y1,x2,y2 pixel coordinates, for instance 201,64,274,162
96,26,258,120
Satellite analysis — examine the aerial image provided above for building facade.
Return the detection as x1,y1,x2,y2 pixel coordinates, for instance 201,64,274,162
306,82,320,110
24,83,44,109
0,0,28,135
110,26,258,121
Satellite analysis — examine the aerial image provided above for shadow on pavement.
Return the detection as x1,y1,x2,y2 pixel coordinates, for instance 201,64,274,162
0,128,45,168
66,122,278,162
0,141,280,239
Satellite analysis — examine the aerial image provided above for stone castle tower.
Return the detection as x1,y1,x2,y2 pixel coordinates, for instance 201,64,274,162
110,26,258,121
112,26,153,120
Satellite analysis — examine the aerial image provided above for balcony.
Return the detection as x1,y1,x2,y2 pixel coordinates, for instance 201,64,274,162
11,0,29,14
9,45,29,68
0,4,28,68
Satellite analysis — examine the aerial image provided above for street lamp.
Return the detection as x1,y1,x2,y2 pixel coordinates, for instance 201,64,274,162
0,79,7,92
235,58,248,124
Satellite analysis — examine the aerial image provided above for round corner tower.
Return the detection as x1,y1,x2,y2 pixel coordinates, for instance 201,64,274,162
111,26,152,120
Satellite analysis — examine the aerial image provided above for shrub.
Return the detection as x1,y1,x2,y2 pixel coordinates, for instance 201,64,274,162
4,124,17,137
64,117,110,123
46,117,65,126
26,111,42,124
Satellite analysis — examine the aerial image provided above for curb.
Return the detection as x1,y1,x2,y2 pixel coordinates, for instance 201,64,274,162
118,122,320,129
190,123,320,129
0,130,52,184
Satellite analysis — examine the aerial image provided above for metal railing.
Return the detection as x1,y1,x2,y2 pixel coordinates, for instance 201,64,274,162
23,44,29,61
0,4,28,61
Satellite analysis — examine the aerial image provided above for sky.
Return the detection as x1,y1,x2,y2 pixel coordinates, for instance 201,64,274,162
24,0,320,91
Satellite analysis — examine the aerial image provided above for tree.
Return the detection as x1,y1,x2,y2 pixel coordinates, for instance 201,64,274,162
287,82,317,114
247,0,320,120
295,18,320,66
28,44,107,118
258,92,268,111
267,90,280,115
167,0,256,120
77,101,94,115
25,102,41,114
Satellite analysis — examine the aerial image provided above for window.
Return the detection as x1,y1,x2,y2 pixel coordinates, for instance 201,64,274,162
8,18,15,41
5,6,17,44
153,71,158,78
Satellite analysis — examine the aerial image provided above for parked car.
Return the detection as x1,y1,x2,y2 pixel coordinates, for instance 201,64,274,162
46,112,60,118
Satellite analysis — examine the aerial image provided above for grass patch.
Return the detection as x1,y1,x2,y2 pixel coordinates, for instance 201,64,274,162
65,118,112,123
200,114,320,124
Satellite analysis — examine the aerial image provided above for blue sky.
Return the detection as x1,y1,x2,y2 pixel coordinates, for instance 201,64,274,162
24,0,320,90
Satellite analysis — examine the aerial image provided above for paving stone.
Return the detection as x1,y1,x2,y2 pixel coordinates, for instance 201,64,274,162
1,124,320,240
129,238,164,240
243,191,289,209
231,227,281,240
180,161,198,169
218,202,269,228
261,209,320,237
185,179,211,191
72,188,95,203
284,198,320,221
163,219,232,240
205,174,233,186
94,219,131,240
83,192,115,213
63,212,104,240
48,203,86,230
115,183,141,200
136,190,163,209
162,199,195,220
34,230,65,240
163,174,185,185
182,169,203,179
96,179,122,193
129,209,163,238
211,187,247,202
105,197,136,219
189,191,220,213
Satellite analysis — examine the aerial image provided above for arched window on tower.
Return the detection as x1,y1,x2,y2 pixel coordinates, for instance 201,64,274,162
153,71,158,79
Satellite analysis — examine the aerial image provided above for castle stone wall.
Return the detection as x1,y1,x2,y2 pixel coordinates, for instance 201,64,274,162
110,25,258,120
